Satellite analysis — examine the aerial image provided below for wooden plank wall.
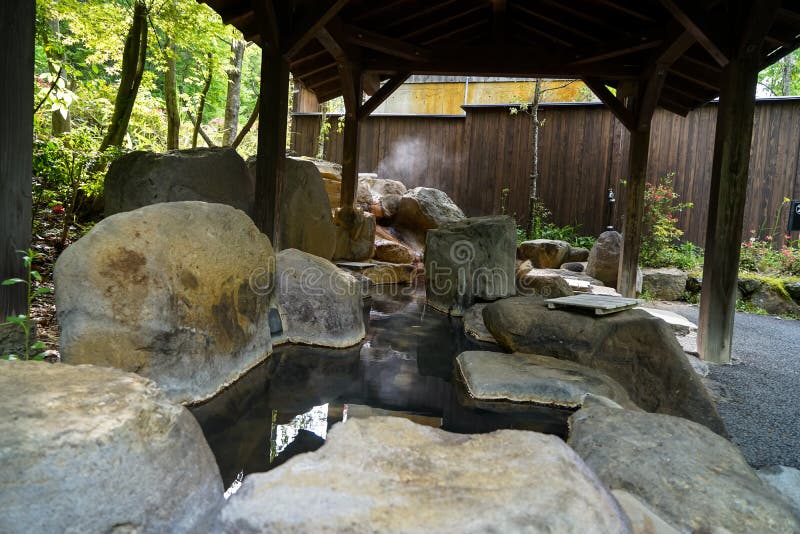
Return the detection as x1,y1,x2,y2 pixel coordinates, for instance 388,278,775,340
291,98,800,246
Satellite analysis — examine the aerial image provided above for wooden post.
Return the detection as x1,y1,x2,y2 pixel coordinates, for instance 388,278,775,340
697,0,777,364
339,63,362,209
697,50,761,363
618,127,651,297
254,44,289,244
0,0,34,318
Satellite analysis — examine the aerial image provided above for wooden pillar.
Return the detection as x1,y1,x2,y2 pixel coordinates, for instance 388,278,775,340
339,63,362,209
697,48,761,363
618,127,651,297
254,44,289,244
0,0,34,318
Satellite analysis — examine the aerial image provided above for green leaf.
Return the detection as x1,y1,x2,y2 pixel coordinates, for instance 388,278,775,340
30,341,46,351
32,353,47,361
31,270,42,282
5,315,27,326
1,278,25,286
33,287,52,297
2,354,19,361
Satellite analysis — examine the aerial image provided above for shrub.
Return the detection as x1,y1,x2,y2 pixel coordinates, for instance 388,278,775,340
640,174,695,268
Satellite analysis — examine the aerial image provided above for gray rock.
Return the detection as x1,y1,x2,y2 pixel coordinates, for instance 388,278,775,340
749,283,799,316
379,193,402,222
360,175,407,198
757,465,800,518
640,307,697,336
517,269,574,298
374,238,415,264
568,405,800,532
456,350,635,409
333,208,376,261
104,147,253,217
395,187,466,244
361,261,417,285
0,361,223,533
641,268,688,301
738,276,764,296
278,157,337,259
482,296,726,434
611,490,680,534
462,303,497,344
56,202,274,404
567,246,590,263
425,216,516,316
273,249,365,347
586,230,622,288
518,239,571,268
0,321,36,358
784,281,800,302
219,416,631,533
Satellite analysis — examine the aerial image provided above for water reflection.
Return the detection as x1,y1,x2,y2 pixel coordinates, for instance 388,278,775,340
192,287,569,490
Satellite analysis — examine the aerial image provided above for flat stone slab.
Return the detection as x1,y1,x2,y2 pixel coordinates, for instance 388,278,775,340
219,416,631,532
456,351,635,409
640,307,697,335
546,294,642,315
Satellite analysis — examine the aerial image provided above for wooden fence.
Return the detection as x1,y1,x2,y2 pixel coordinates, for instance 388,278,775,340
290,97,800,246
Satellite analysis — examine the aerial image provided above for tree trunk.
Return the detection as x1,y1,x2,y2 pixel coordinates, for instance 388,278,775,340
223,38,245,146
232,94,259,149
164,37,180,150
316,100,327,159
192,53,213,148
526,78,542,238
780,55,794,96
99,0,148,151
1,0,34,318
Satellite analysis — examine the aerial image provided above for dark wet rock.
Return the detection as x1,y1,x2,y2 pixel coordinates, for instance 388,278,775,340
273,249,365,347
685,275,702,294
568,405,800,533
56,201,274,404
517,269,574,298
278,157,337,259
462,304,497,344
518,239,571,268
219,417,631,532
456,351,635,410
738,276,764,296
270,429,326,469
641,268,688,301
586,230,622,287
784,281,800,302
482,296,726,434
425,215,516,316
104,147,253,217
561,262,585,272
1,361,223,533
566,246,590,263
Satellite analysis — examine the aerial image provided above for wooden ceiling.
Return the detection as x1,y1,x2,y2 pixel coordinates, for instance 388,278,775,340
201,0,800,116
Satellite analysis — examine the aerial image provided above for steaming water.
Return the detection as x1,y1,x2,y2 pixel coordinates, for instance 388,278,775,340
191,287,569,490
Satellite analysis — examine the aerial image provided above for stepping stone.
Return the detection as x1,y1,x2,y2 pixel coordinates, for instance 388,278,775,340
546,294,642,315
640,307,697,335
455,351,635,410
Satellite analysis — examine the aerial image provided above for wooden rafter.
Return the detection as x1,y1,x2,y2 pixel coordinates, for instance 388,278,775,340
658,0,728,66
286,0,351,58
568,38,663,66
492,0,507,42
345,25,431,61
582,79,637,131
358,73,410,119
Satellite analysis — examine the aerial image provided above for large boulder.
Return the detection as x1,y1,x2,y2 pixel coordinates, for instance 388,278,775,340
425,216,516,316
394,187,466,246
566,246,590,263
568,405,800,532
278,157,337,259
758,465,800,518
56,201,274,404
456,351,636,410
518,239,571,268
273,248,365,347
218,416,631,532
104,147,254,217
0,361,223,533
641,268,688,301
749,283,799,316
482,296,726,434
517,269,574,298
586,230,622,287
333,208,376,261
374,238,415,264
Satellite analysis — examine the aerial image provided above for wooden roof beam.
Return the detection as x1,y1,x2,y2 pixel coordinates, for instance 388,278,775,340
358,73,410,119
592,0,656,22
286,0,351,58
344,25,432,62
568,37,663,66
400,4,487,41
658,0,728,66
512,4,600,43
582,79,637,131
251,0,279,50
492,0,507,43
384,0,460,31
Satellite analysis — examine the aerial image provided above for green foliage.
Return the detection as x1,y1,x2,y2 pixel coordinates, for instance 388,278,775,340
516,198,596,249
640,173,697,268
740,231,800,278
2,250,51,361
758,50,800,96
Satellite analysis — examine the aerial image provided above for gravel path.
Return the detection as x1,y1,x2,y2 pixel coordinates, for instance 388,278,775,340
657,303,800,469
